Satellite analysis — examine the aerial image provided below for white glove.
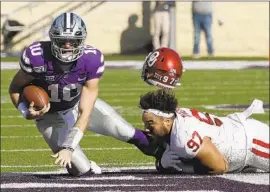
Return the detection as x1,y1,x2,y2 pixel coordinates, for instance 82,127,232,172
160,147,183,172
51,148,73,168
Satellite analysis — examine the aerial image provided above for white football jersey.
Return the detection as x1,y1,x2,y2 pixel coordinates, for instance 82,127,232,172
169,108,247,172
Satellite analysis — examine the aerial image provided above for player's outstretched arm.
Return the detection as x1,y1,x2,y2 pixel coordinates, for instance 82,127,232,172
195,137,228,174
52,78,99,168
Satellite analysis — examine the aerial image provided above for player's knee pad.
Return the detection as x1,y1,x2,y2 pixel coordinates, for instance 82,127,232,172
66,146,92,176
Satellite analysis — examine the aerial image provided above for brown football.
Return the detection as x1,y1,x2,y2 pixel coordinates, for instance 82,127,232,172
22,85,49,110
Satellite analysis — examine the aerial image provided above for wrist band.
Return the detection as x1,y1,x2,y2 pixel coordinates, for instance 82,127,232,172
17,102,29,119
62,127,84,150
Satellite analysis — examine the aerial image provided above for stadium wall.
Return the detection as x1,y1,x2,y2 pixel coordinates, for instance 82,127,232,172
1,2,269,56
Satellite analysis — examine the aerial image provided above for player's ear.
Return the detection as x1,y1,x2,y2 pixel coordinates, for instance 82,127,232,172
163,118,173,134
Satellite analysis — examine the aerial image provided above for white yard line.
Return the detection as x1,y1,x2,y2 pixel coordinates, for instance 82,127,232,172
1,163,154,168
0,183,176,189
1,147,136,152
0,122,144,129
1,166,269,186
1,124,35,128
1,115,22,118
0,134,105,139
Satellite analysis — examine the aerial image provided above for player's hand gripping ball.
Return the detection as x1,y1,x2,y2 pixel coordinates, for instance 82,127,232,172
22,85,49,110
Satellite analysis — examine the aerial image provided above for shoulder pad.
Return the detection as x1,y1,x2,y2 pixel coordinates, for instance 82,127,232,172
79,45,105,80
19,42,48,74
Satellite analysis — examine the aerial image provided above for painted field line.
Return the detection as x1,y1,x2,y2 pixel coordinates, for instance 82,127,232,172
1,115,22,118
0,122,143,129
1,166,156,176
0,183,176,189
61,176,145,181
1,163,154,168
0,134,105,139
1,147,136,152
219,174,270,185
1,124,35,128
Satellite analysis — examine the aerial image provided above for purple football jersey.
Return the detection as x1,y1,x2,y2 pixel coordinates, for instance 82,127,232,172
19,41,105,112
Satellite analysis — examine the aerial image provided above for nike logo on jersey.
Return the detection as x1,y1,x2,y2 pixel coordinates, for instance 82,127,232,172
78,76,86,81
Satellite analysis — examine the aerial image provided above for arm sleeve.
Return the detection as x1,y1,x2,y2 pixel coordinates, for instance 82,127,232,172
85,49,105,81
19,49,34,74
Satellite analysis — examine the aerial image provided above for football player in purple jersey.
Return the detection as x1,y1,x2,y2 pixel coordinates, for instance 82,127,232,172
9,12,154,176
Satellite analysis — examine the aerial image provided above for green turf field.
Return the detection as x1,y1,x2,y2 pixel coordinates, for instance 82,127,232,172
1,68,269,173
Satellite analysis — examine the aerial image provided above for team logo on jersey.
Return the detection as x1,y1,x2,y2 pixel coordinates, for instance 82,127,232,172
45,75,55,82
33,66,46,73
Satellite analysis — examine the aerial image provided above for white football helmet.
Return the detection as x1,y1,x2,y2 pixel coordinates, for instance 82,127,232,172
49,12,87,63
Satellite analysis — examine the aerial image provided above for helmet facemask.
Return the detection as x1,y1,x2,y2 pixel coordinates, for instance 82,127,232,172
49,12,87,63
50,36,85,63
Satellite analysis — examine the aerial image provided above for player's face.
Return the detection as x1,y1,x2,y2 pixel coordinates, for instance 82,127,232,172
142,112,171,137
55,39,81,49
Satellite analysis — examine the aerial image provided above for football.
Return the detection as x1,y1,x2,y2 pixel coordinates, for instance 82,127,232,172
22,85,49,110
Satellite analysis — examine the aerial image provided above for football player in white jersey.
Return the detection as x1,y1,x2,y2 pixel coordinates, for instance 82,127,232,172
139,89,269,174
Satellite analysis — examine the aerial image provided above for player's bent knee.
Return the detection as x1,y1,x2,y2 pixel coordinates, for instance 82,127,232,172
66,146,92,176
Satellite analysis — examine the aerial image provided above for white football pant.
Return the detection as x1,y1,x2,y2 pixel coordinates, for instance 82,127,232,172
36,98,136,176
245,118,269,172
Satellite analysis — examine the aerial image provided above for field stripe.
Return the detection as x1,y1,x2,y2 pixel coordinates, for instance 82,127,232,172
0,183,176,189
1,147,136,152
0,134,105,139
1,163,154,168
0,122,144,129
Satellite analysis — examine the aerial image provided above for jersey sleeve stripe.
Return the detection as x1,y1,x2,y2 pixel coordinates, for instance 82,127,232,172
96,65,105,74
253,139,270,149
251,148,270,159
21,50,31,65
19,60,33,73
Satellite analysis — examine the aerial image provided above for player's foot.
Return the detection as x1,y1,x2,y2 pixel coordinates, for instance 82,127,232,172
89,160,102,174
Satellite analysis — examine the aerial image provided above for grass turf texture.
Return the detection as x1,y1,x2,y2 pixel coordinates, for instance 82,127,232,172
1,68,269,172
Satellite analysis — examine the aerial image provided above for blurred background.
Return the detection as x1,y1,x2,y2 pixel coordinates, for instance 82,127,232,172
1,1,269,58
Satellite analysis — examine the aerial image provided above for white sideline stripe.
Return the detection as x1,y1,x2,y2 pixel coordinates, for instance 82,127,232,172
1,166,156,175
1,124,35,128
1,163,154,168
62,176,144,181
0,183,176,189
0,122,143,129
1,147,136,152
203,105,270,111
0,134,105,139
1,115,22,118
2,114,142,118
219,174,270,185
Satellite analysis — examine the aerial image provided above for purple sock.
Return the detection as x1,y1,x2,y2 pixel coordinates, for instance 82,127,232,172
129,129,149,146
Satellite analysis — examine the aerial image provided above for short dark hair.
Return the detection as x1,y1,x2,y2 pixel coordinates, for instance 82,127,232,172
139,89,178,113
